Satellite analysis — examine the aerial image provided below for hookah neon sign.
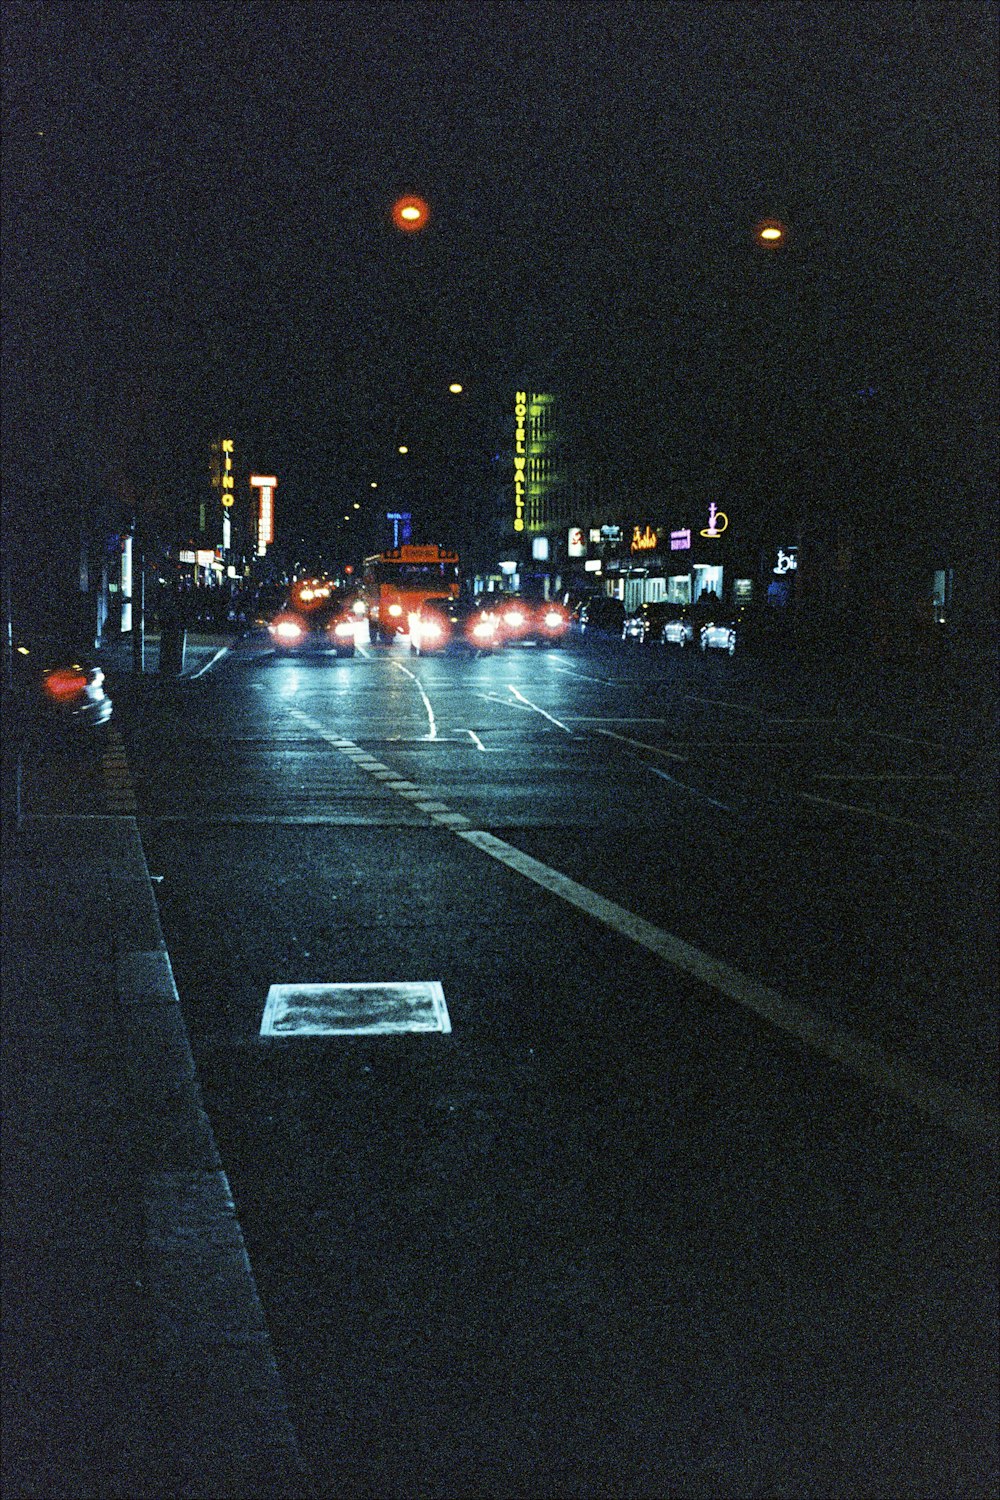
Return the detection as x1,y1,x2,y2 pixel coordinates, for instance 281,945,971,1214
700,502,728,538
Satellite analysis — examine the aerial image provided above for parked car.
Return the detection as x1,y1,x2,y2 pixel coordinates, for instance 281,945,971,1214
5,631,113,741
578,596,626,636
494,594,571,647
699,614,738,654
267,588,360,656
622,601,676,645
409,597,501,655
660,605,696,647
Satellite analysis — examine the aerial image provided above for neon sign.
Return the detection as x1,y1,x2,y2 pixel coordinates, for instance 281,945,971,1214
631,525,659,553
250,474,277,556
700,502,728,538
513,391,526,532
221,438,235,507
774,548,797,574
670,529,691,551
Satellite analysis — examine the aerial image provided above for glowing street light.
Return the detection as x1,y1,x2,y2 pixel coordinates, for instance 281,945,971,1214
448,382,463,394
398,445,409,454
754,217,788,248
391,194,431,232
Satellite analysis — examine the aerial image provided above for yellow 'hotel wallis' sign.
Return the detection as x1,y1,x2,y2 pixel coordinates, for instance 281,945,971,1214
513,391,527,532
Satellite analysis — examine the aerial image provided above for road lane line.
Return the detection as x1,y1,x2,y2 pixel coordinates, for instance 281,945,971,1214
392,661,438,738
801,792,964,840
453,829,996,1147
590,727,688,761
188,646,231,678
684,695,761,713
506,685,575,734
284,701,995,1142
813,773,956,781
648,766,734,811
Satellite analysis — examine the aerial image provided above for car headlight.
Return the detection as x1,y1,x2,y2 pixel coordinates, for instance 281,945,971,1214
271,620,304,641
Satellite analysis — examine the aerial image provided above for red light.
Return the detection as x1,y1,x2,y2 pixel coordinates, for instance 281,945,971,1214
391,194,431,233
44,668,87,701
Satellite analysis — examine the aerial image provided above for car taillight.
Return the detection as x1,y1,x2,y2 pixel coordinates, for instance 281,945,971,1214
472,619,496,639
504,609,526,627
543,610,565,628
334,621,355,637
44,668,88,701
422,620,444,639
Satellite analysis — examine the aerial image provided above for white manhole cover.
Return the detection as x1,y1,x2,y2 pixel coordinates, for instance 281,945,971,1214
260,981,451,1036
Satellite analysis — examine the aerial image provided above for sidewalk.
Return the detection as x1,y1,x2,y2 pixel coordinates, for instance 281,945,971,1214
1,728,310,1495
93,628,240,682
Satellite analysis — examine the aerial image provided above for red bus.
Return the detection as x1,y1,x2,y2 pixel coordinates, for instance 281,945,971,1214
362,544,460,643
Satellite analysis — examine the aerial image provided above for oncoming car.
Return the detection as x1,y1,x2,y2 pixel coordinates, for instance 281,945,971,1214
409,597,500,655
496,595,571,647
267,588,361,657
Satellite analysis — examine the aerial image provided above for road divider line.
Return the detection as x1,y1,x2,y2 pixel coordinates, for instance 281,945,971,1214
392,662,438,739
813,773,956,782
286,702,995,1144
591,727,688,761
506,685,575,734
454,828,997,1148
800,792,963,841
684,695,761,713
648,765,734,811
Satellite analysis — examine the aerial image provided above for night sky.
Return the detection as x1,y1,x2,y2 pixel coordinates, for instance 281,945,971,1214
2,1,997,567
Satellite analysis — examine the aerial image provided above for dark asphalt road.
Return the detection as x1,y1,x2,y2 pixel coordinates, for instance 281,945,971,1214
113,630,996,1497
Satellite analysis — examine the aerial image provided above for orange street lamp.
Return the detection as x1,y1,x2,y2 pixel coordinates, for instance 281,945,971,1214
754,217,788,248
391,194,431,232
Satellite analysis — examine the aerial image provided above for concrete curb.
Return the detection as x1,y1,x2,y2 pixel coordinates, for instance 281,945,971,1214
115,827,312,1497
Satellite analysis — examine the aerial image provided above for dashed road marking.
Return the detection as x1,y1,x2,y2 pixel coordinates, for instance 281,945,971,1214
286,702,994,1146
453,829,997,1147
800,792,964,841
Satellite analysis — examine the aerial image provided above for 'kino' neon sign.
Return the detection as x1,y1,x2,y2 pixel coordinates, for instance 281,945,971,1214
220,439,235,507
513,391,527,532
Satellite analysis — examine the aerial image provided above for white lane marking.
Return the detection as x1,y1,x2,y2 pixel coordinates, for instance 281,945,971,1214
870,730,953,752
282,702,995,1142
800,792,964,841
590,727,688,762
547,663,615,684
453,830,997,1147
649,766,734,812
814,773,957,782
506,685,575,734
567,717,673,724
188,646,231,679
393,662,438,739
464,729,488,751
684,695,761,713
